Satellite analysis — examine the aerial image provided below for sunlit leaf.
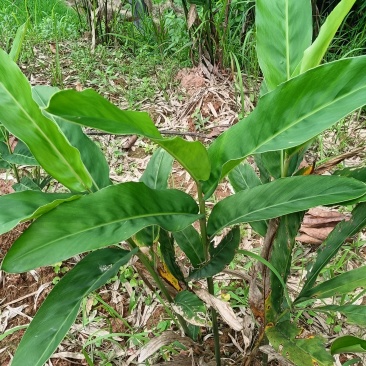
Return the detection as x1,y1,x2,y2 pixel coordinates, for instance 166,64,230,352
203,57,366,197
0,50,92,192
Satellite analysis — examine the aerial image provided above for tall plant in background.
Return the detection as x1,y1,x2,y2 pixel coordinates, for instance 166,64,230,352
1,1,366,366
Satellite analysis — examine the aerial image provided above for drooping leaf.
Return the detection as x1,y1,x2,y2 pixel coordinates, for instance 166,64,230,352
298,0,356,74
1,140,39,166
10,247,137,366
188,227,240,280
266,321,334,366
45,89,210,181
314,305,366,326
228,163,267,236
173,290,208,327
297,203,366,301
331,336,366,355
173,226,204,268
46,89,161,138
207,176,366,237
0,49,92,192
203,56,366,197
256,0,312,90
32,85,111,191
157,138,210,182
298,266,366,301
2,182,200,273
159,229,185,283
0,191,80,235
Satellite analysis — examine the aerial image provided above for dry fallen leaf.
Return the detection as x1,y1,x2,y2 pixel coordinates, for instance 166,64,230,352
195,288,243,331
296,207,350,245
138,331,195,363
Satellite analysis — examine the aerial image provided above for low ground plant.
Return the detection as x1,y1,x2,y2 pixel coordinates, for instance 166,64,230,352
1,0,366,365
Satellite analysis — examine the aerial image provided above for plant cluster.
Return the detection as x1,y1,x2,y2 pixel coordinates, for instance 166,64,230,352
1,0,366,365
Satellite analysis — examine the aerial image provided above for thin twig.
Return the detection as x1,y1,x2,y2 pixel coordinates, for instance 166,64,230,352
86,129,210,138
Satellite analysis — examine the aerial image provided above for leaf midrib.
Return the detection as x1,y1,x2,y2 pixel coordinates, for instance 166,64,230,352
1,83,90,191
211,188,362,235
13,211,200,260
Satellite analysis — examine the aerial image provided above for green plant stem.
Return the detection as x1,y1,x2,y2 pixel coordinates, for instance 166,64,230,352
197,182,221,366
207,277,221,366
126,238,191,336
3,133,21,183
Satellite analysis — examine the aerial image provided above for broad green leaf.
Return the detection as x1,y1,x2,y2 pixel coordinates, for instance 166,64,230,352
157,138,210,181
9,21,28,62
140,148,174,190
137,148,174,245
2,182,200,273
256,0,312,90
1,140,39,166
11,247,137,366
297,203,366,301
331,336,366,355
207,176,366,237
0,191,80,235
269,213,303,317
0,50,92,192
203,56,366,197
0,141,10,168
266,321,334,366
46,89,210,181
12,176,41,192
298,266,366,301
173,226,204,268
314,305,366,326
159,229,185,283
188,227,240,280
173,290,208,327
228,163,267,236
334,166,366,183
46,89,161,137
228,163,262,192
298,0,356,74
32,86,111,191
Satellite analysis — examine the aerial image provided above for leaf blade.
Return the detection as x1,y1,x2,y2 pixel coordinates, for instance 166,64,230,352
2,182,200,273
256,0,312,90
11,247,137,366
203,57,366,196
0,50,92,192
207,176,366,237
0,191,80,235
